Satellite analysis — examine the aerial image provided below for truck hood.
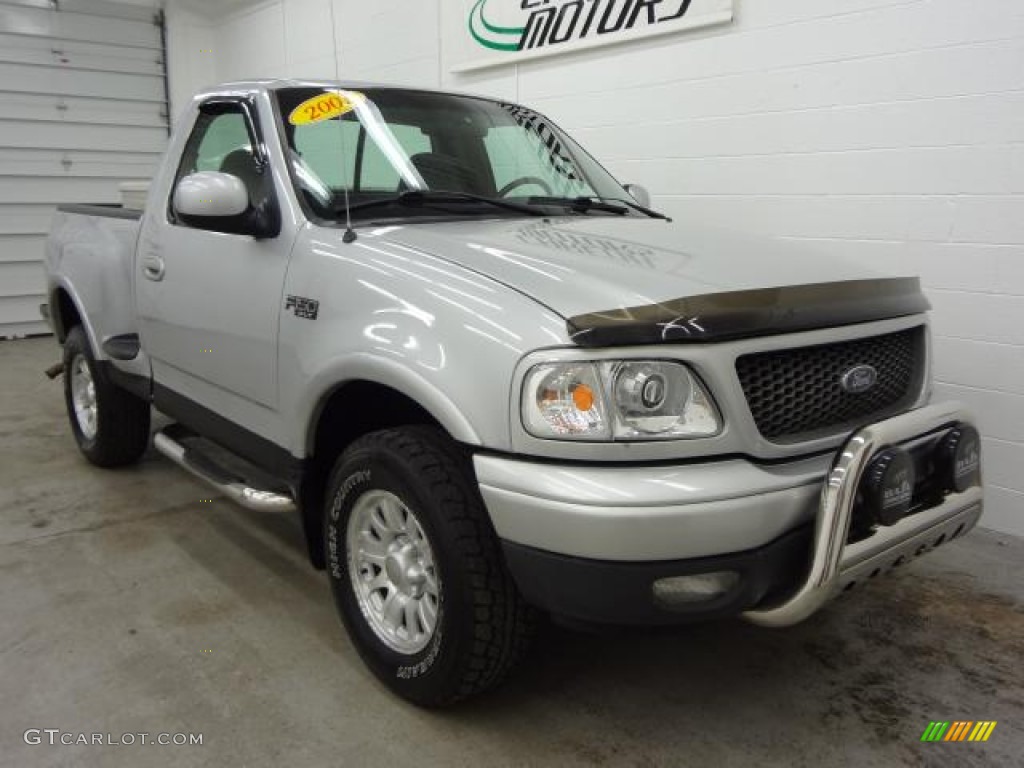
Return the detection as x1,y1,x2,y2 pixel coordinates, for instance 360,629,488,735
379,216,928,345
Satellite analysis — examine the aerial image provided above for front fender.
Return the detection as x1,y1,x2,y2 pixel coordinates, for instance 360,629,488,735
279,226,572,457
294,353,482,454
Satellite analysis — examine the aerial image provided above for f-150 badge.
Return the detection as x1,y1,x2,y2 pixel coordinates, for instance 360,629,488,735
285,295,319,320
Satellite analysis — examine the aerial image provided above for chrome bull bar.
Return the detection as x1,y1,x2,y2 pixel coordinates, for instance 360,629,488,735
743,402,984,628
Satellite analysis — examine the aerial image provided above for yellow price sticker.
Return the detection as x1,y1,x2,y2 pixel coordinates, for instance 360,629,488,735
288,91,365,126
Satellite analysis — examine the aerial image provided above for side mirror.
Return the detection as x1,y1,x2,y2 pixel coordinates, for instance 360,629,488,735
174,171,248,218
173,171,279,238
624,183,651,209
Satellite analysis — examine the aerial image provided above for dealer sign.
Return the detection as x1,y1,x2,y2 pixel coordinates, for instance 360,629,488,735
450,0,735,72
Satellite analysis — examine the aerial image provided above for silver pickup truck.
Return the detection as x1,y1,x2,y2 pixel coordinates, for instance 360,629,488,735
44,80,984,706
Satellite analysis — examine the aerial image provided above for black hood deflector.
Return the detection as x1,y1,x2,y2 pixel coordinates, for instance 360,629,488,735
567,278,930,347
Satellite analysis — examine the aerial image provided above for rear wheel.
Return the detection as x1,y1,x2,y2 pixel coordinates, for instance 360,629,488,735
323,426,534,706
63,326,150,467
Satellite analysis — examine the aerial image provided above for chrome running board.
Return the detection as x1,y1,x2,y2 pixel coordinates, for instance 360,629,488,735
153,427,295,513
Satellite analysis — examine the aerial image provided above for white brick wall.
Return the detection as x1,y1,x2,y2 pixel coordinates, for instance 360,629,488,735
164,5,217,125
198,0,441,86
176,0,1023,536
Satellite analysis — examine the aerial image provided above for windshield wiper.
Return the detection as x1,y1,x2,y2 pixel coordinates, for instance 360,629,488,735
340,190,547,218
529,194,671,220
524,196,630,215
598,195,672,221
530,195,671,220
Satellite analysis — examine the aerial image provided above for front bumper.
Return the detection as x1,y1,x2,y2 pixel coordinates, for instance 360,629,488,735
501,526,813,625
475,402,983,626
475,452,831,562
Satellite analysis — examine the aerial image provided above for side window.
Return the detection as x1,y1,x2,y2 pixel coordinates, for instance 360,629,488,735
178,111,252,176
172,106,258,214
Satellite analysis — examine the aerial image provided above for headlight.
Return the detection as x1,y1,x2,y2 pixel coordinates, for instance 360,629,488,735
610,361,719,438
522,360,721,441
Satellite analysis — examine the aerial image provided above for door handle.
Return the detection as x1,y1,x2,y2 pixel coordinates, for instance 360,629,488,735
142,254,165,281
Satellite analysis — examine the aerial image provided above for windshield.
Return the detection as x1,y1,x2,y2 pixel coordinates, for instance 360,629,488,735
274,86,633,220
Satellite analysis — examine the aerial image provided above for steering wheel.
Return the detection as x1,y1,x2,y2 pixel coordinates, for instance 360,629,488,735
497,176,553,198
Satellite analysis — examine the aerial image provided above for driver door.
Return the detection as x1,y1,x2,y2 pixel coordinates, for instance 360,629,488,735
136,98,291,431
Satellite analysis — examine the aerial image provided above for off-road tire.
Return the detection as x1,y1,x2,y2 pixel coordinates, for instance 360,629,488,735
323,426,535,706
62,325,150,467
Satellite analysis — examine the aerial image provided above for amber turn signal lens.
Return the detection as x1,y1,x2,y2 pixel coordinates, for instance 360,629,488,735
571,383,595,411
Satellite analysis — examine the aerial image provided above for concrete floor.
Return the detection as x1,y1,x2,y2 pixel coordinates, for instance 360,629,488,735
1,336,1022,768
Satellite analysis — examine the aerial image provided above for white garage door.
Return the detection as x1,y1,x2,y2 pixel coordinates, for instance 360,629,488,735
0,0,167,338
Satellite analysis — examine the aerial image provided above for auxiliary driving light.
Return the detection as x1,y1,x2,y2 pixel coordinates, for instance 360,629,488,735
652,571,740,608
935,424,981,493
860,447,915,526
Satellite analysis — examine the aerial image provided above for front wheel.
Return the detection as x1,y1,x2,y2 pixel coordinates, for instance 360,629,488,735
324,426,534,706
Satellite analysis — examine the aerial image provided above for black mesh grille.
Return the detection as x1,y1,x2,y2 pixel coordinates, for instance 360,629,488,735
736,327,926,442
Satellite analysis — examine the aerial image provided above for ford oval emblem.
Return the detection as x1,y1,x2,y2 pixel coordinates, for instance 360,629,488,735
840,364,878,394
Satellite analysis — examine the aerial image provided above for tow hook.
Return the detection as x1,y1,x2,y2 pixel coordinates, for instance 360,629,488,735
44,362,65,380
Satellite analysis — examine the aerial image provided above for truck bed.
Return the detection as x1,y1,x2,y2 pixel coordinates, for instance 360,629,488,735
46,206,144,369
56,203,143,221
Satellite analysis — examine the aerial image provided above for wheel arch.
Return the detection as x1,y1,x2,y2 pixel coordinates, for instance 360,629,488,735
51,284,84,343
298,373,481,569
298,357,482,458
49,280,110,362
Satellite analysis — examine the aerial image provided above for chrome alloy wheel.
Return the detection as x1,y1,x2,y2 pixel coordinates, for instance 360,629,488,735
69,354,98,440
346,490,441,654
